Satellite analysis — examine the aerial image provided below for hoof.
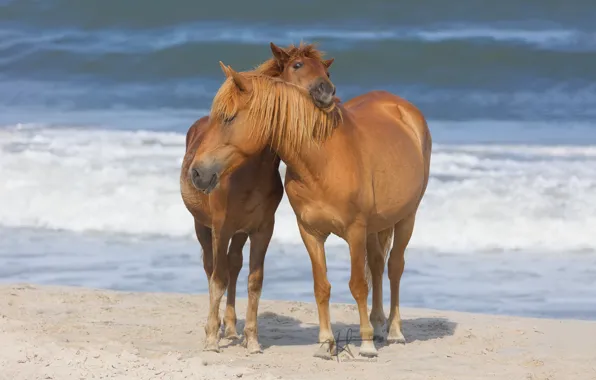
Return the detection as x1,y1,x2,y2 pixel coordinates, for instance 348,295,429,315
203,340,220,353
224,330,240,340
387,330,406,344
224,320,239,339
246,340,263,354
359,340,378,358
373,327,386,343
359,349,378,358
314,341,336,360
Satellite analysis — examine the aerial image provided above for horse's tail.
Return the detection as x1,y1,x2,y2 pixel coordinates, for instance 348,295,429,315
365,227,395,288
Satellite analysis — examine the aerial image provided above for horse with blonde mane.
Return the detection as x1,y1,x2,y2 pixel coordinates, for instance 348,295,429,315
189,64,432,359
180,42,336,354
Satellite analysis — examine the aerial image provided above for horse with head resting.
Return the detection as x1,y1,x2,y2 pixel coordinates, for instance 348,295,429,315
180,42,335,354
189,64,432,359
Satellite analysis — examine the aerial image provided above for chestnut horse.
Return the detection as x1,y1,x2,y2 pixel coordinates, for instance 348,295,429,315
180,43,336,354
189,66,432,359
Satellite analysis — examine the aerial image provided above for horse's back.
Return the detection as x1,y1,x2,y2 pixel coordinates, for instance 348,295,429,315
347,90,427,137
344,90,431,169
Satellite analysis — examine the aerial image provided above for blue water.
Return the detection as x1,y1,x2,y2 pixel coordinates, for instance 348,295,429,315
1,0,595,320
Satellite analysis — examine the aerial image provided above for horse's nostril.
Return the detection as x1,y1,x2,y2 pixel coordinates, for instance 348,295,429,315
322,81,334,94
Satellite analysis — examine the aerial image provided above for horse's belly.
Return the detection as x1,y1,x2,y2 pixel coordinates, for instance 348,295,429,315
367,164,425,232
367,200,419,232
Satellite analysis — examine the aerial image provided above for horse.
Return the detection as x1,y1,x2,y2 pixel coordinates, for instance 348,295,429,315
188,65,432,359
179,42,336,354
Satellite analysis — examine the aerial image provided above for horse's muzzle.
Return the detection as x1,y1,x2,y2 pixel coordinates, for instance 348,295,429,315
309,78,336,109
190,164,220,194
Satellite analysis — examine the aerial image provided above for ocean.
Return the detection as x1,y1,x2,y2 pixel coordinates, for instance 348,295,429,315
1,0,595,320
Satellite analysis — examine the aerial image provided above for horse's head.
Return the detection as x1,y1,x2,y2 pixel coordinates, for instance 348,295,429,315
269,42,336,109
189,63,339,194
187,64,255,194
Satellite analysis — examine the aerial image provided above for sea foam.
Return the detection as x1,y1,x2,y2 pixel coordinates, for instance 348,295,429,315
1,125,594,254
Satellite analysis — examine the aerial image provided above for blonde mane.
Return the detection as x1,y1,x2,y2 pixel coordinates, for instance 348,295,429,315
210,72,342,156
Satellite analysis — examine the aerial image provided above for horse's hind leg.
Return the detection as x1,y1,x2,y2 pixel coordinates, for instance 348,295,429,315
366,232,387,341
387,214,416,344
346,224,377,357
243,220,274,354
224,233,248,340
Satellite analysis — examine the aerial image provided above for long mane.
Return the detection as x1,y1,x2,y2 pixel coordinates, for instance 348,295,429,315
210,73,342,156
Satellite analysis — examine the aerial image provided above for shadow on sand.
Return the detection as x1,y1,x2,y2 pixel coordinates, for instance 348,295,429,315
220,311,457,351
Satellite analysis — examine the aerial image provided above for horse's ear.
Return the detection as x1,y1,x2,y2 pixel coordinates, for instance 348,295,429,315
219,61,231,77
270,42,290,63
323,58,335,69
227,65,252,93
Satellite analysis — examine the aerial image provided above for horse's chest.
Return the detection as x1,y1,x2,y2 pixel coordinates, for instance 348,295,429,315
285,182,347,235
299,204,346,235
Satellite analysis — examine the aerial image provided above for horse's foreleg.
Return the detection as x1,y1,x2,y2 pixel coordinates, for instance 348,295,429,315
297,223,334,359
243,220,274,354
204,226,233,352
223,233,248,340
346,224,377,357
194,220,213,279
387,214,416,344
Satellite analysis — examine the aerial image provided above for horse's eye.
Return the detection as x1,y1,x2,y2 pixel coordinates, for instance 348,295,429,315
224,115,236,124
327,72,331,78
293,62,303,70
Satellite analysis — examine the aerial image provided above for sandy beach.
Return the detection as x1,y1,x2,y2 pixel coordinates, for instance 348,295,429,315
3,1,596,379
1,284,594,380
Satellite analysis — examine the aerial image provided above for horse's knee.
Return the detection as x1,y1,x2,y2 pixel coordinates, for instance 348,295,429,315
314,280,331,304
247,269,264,294
349,277,368,302
211,269,229,290
388,251,404,269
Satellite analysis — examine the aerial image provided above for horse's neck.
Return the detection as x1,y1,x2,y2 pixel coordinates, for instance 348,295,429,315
262,149,282,170
278,125,352,188
250,148,281,174
279,148,322,187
